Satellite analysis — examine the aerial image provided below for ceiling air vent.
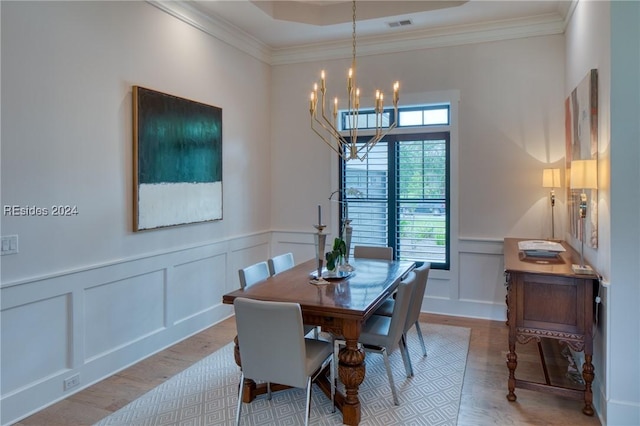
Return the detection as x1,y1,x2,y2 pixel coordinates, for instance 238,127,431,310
387,19,413,28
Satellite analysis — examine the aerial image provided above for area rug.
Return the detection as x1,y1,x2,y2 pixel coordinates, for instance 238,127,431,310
95,323,470,426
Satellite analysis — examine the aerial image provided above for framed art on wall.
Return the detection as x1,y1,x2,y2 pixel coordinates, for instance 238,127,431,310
133,86,222,231
565,69,598,248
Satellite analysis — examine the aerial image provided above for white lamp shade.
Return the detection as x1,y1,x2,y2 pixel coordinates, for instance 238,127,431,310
542,168,561,188
570,159,598,189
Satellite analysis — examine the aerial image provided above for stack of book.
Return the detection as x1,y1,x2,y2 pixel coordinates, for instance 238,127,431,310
517,240,565,258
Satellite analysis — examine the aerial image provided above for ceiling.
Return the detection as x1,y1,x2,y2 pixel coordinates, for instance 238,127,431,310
187,0,573,50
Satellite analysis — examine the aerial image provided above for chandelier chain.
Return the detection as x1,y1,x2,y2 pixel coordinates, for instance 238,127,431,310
352,0,356,69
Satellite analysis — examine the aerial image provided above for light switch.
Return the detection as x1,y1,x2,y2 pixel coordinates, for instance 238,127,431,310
1,235,18,255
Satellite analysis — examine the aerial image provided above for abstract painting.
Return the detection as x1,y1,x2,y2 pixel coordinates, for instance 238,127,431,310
133,86,222,231
565,69,597,247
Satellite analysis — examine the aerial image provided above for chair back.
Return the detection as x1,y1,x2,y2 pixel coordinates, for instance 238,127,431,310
268,252,295,276
384,271,416,348
404,262,431,333
238,261,270,289
353,245,393,260
234,298,308,389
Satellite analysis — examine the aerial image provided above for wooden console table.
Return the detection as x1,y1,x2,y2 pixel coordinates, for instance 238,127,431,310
503,238,598,416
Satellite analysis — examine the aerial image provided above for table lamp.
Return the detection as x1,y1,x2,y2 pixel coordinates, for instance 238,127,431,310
569,159,597,275
542,168,561,239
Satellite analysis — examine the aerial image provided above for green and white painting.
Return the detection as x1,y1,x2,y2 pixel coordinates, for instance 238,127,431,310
133,86,222,231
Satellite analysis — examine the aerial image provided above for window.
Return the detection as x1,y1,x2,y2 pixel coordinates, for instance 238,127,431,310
340,105,450,269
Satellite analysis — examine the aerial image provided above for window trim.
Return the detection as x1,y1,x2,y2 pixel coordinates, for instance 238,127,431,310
339,131,451,270
340,104,450,130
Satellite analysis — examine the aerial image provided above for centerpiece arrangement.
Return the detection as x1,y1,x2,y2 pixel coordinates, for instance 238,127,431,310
325,237,347,273
310,189,360,284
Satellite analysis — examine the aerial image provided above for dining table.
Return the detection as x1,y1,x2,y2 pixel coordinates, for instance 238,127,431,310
222,257,415,426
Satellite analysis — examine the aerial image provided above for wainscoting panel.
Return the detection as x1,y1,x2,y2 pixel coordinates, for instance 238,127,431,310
1,294,70,395
84,270,166,361
458,251,506,304
172,253,226,325
0,232,270,426
424,277,450,299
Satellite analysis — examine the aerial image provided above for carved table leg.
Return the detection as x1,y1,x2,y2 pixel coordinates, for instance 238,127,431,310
582,354,595,416
506,343,518,402
505,282,518,402
338,321,365,426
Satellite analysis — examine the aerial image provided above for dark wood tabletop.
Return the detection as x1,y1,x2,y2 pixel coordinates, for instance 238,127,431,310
223,257,416,321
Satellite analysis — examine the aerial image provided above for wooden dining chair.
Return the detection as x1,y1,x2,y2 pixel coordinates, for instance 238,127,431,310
268,252,295,276
233,298,334,426
238,261,270,289
353,245,393,260
333,271,416,406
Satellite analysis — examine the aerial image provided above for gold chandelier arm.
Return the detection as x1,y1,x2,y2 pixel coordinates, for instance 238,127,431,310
311,121,345,157
311,115,353,159
313,109,343,142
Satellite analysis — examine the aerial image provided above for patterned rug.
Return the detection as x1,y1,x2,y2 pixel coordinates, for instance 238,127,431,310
95,323,470,426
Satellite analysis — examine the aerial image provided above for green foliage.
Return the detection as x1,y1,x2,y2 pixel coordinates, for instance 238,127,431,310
399,217,446,246
325,237,347,270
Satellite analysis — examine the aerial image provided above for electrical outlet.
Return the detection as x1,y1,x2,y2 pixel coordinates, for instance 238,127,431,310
63,374,80,391
1,235,18,255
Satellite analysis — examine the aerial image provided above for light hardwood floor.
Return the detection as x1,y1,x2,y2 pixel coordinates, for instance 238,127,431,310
16,313,601,426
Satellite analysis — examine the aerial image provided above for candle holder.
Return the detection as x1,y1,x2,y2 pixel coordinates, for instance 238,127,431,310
340,219,355,272
310,224,330,285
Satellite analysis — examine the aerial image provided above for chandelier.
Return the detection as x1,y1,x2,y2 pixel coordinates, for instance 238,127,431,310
309,0,399,161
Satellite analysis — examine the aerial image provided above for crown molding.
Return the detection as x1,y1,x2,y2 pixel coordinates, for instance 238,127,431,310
272,13,566,65
147,1,272,64
150,1,565,67
562,0,579,32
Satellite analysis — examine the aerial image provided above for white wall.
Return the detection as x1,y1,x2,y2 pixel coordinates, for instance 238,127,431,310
609,2,640,424
1,2,273,424
564,2,611,423
565,1,640,424
270,34,565,319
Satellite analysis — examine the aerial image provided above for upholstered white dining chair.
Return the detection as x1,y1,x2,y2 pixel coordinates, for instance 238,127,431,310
373,263,431,373
353,245,393,260
396,262,431,377
268,252,295,276
268,252,318,338
333,271,416,406
233,298,334,426
238,261,270,289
